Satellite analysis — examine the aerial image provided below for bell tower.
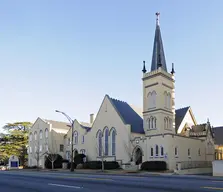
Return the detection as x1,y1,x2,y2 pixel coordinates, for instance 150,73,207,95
142,12,176,135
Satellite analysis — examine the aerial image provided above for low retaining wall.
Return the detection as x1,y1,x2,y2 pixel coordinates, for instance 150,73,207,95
212,160,223,176
175,167,212,175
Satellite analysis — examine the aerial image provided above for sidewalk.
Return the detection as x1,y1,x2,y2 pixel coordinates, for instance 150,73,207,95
13,168,223,181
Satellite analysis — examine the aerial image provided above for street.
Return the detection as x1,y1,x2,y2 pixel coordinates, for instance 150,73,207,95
0,171,222,192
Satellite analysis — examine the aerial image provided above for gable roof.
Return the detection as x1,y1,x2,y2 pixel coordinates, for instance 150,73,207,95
79,121,91,132
213,126,223,145
175,107,190,132
107,95,196,134
43,119,70,130
108,96,144,134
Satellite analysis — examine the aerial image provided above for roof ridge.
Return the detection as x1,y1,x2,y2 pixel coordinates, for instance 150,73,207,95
175,106,190,111
44,119,69,124
111,97,127,104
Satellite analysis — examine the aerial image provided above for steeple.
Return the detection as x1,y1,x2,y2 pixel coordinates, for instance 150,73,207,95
150,12,167,72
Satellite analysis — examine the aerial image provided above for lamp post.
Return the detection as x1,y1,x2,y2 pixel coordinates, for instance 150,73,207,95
55,110,75,172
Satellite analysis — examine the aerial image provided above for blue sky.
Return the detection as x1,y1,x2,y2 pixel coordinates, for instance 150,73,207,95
0,0,222,131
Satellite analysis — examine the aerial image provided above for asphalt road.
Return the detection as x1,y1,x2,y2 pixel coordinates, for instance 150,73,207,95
0,171,223,192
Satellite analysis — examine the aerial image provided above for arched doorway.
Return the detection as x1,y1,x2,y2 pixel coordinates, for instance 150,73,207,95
74,149,78,157
133,147,143,165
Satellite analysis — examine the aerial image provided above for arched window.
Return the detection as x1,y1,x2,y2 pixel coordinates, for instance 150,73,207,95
45,144,48,152
175,147,178,157
165,117,170,129
155,145,159,156
168,93,171,109
111,129,116,156
160,146,164,156
150,117,153,129
164,118,166,129
164,91,167,108
29,133,32,142
97,130,102,156
147,92,152,108
34,131,37,140
80,149,85,154
147,118,150,129
153,117,157,129
39,130,43,140
45,129,48,138
151,91,157,108
150,147,154,157
104,128,109,156
169,118,172,129
73,131,78,145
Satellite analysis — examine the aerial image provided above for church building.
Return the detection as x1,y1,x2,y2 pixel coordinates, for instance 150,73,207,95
28,13,215,171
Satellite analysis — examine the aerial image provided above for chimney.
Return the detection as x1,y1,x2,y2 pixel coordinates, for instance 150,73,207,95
90,113,94,124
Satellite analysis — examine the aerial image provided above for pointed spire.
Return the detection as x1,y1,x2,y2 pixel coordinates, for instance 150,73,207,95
151,12,167,72
142,61,147,73
171,63,175,74
158,54,162,68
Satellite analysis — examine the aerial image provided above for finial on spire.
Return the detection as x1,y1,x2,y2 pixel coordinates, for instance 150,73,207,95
142,60,147,73
171,63,175,74
156,12,160,26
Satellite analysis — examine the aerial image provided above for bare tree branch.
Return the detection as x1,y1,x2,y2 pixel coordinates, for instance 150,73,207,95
45,137,58,170
32,139,47,169
95,138,105,172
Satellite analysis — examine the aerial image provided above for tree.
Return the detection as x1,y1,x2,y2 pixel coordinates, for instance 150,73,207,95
0,122,32,166
95,139,105,172
3,122,32,132
32,139,47,169
45,136,59,170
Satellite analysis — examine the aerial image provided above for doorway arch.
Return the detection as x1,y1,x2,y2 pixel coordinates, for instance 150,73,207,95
133,146,143,165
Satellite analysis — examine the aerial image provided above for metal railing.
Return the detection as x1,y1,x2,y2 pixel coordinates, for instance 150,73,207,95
177,161,212,170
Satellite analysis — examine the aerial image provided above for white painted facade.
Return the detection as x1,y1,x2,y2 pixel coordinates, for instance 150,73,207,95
28,118,69,168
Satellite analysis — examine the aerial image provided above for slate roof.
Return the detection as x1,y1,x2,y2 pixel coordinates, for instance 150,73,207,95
43,119,70,130
213,126,223,145
190,124,206,133
79,122,91,132
109,95,191,134
175,107,190,132
151,15,167,72
109,97,144,134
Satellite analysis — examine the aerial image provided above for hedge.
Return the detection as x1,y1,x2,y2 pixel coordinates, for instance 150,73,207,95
141,161,167,171
45,154,63,169
74,154,86,165
83,161,120,170
67,162,77,169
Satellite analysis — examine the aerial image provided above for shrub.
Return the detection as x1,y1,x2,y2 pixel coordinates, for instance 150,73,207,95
62,159,69,163
67,162,77,169
83,161,120,170
24,165,38,169
45,154,63,169
74,154,86,165
141,161,167,171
